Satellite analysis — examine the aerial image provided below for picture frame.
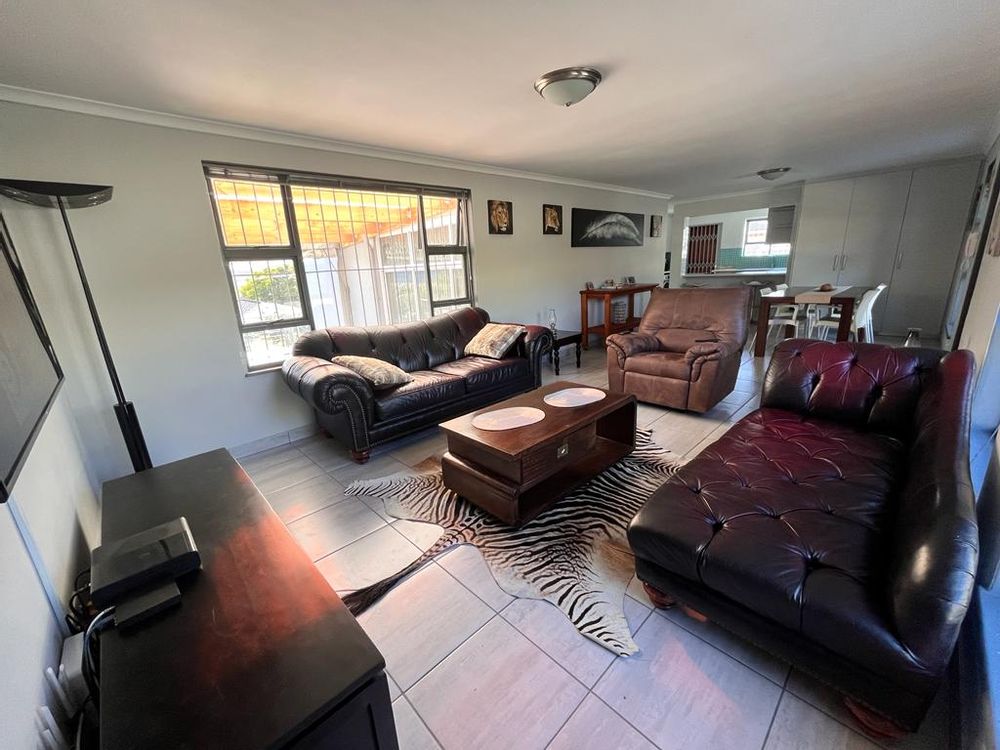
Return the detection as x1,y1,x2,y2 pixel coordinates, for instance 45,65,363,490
488,200,513,235
650,214,663,238
584,281,595,290
571,208,644,247
542,204,563,235
625,275,636,285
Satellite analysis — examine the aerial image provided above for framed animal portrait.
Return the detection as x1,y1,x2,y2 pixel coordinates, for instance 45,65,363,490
488,200,513,235
650,214,663,238
542,204,563,235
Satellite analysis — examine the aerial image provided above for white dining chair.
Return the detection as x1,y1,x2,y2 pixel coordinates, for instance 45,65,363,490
813,284,888,342
748,284,812,350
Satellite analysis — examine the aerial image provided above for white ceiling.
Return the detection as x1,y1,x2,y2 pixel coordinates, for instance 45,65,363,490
2,0,999,199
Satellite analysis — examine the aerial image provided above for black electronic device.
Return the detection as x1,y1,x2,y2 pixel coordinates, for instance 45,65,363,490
90,517,200,607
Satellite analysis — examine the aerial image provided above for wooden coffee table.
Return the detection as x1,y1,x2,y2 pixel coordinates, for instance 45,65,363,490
438,382,637,526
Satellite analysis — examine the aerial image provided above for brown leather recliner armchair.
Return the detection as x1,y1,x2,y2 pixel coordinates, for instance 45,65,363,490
606,286,750,412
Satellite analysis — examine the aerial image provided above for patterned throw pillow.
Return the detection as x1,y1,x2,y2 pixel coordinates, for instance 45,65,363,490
464,323,526,359
331,355,413,390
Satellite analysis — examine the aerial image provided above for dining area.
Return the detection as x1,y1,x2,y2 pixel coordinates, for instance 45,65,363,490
750,283,890,357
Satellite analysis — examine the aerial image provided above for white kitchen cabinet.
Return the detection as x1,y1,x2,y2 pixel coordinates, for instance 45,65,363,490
838,171,911,286
880,161,980,337
789,179,853,284
790,159,979,336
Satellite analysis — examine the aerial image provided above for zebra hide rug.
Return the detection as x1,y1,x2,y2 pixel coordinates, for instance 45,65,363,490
343,430,678,656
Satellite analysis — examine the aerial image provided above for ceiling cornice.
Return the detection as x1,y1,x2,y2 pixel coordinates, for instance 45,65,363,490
0,84,673,200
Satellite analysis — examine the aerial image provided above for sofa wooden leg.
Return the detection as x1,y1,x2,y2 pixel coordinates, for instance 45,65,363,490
642,582,677,609
843,697,908,741
350,449,371,464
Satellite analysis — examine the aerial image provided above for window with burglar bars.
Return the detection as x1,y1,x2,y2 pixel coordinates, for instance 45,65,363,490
204,164,474,370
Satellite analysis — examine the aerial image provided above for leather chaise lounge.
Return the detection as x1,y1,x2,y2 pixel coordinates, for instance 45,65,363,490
628,339,978,733
282,307,552,462
607,286,750,413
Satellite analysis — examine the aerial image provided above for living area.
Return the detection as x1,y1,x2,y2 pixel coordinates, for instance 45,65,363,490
2,3,1000,750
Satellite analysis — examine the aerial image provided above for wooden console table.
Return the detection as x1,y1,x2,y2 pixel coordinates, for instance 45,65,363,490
99,449,397,749
580,283,658,349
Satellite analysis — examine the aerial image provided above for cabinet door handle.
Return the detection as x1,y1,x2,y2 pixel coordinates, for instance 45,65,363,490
896,251,903,270
832,253,839,271
840,254,848,270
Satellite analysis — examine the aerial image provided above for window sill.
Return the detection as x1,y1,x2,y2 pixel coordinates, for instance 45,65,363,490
245,365,282,377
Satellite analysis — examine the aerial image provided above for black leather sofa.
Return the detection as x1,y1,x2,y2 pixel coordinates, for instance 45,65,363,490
282,307,552,462
628,340,978,734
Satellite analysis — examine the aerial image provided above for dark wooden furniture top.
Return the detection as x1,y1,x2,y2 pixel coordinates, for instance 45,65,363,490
754,285,868,357
551,329,583,347
439,382,637,525
580,283,658,349
99,449,388,750
579,282,660,299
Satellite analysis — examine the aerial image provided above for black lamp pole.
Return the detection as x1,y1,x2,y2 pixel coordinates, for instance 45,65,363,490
0,179,152,472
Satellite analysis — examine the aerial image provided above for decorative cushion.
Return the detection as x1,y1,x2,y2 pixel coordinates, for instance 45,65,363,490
464,323,525,359
331,355,413,390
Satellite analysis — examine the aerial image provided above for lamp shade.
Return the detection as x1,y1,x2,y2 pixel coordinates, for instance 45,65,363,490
534,67,602,107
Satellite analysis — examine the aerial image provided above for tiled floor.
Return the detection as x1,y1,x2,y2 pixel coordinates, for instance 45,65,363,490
239,343,950,750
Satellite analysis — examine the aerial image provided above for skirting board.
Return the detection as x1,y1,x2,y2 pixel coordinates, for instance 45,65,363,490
229,423,319,459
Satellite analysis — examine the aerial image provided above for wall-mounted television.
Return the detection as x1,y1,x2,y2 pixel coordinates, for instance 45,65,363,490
0,213,63,501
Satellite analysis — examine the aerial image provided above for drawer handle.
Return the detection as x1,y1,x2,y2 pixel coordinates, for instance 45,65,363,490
557,443,570,459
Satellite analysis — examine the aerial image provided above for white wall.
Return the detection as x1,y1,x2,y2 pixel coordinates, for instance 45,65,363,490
0,100,669,471
1,392,102,748
960,133,1000,376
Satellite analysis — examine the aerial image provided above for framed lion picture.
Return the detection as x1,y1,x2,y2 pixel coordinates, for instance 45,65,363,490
542,204,563,235
488,200,513,234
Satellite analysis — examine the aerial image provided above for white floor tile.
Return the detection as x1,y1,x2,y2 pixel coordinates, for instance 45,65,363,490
329,453,414,486
501,595,649,688
393,518,445,551
407,617,587,750
765,693,878,749
247,452,327,495
547,694,657,750
593,611,782,750
287,498,386,560
392,696,442,750
265,473,345,524
436,544,514,612
657,605,790,685
358,564,492,690
314,524,421,591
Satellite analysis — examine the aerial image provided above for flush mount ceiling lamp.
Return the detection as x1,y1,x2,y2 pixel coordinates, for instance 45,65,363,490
534,67,603,107
757,167,792,181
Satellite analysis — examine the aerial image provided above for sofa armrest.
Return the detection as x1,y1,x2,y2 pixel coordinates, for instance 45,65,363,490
282,356,375,425
522,325,553,387
606,333,661,367
683,337,741,380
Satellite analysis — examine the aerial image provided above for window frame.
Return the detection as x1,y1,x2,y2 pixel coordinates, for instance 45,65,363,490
742,217,771,257
204,162,474,372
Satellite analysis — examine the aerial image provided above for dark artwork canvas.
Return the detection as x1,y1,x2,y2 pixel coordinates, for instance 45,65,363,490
571,208,644,247
542,204,562,234
488,200,513,234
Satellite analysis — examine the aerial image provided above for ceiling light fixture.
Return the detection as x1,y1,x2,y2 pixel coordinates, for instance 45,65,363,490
534,67,603,107
756,167,791,181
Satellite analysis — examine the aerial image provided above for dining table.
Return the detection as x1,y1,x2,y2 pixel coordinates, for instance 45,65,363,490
754,285,869,357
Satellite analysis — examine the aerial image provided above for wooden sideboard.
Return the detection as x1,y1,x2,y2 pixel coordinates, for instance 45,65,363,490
99,449,397,749
579,283,659,349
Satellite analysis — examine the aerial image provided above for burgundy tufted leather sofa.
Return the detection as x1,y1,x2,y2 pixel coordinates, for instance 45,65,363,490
606,286,750,413
282,307,552,462
629,339,978,731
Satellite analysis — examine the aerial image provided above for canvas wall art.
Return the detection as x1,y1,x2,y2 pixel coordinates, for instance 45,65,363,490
650,214,663,237
571,208,644,247
488,200,513,234
542,204,562,234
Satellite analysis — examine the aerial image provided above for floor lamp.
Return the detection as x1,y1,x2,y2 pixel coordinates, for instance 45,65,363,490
0,178,153,472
